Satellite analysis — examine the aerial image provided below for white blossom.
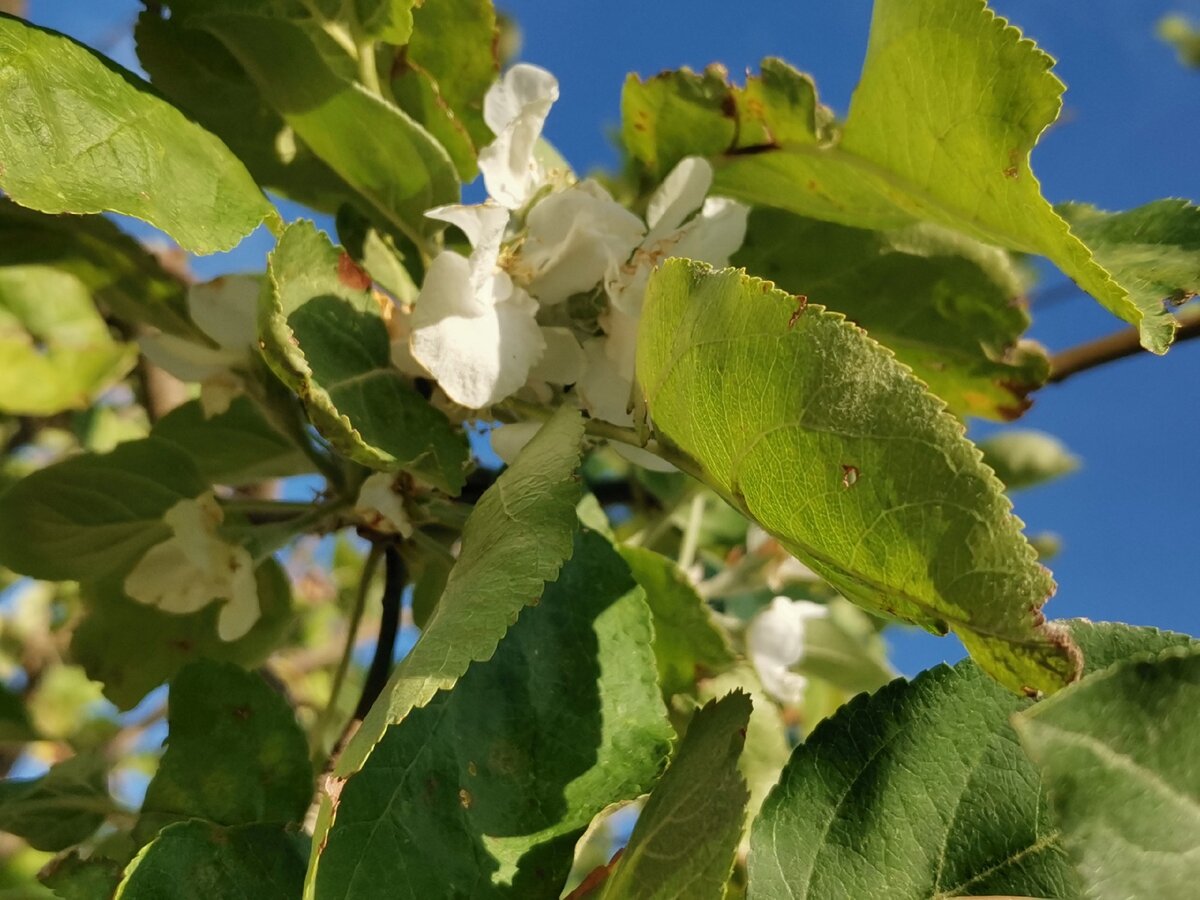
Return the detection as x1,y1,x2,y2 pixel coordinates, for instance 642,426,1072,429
124,493,260,641
355,473,413,538
477,63,560,210
489,420,542,466
409,204,546,409
747,596,829,705
138,276,261,417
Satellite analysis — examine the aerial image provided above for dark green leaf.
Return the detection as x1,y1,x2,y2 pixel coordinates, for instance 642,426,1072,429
0,17,272,254
0,756,109,852
260,221,468,493
618,545,735,697
195,13,458,243
135,660,312,845
315,530,672,899
71,559,294,710
639,260,1077,695
0,438,207,582
746,622,1196,900
978,429,1080,491
0,682,35,742
309,407,584,882
151,396,313,487
117,821,307,900
734,209,1049,420
39,852,122,900
1015,647,1200,900
601,692,751,900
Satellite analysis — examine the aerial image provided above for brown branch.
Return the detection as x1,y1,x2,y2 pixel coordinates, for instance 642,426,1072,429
1048,308,1200,384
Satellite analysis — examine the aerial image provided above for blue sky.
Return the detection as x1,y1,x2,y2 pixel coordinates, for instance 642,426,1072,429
25,1,1200,674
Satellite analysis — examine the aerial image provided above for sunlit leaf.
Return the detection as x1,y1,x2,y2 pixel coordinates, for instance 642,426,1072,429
0,17,273,254
638,259,1078,695
0,756,109,852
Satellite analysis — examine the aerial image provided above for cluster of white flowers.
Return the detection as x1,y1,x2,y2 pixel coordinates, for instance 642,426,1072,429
396,63,750,453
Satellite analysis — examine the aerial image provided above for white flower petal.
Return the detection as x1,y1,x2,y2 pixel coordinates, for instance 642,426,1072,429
199,372,243,418
411,279,545,409
355,472,414,538
188,275,260,353
124,540,216,614
528,327,586,385
577,336,633,426
138,332,242,383
217,548,260,641
599,305,639,377
489,421,542,466
670,196,750,268
611,441,678,473
645,156,713,240
521,180,644,304
479,64,559,209
748,596,829,704
426,203,510,269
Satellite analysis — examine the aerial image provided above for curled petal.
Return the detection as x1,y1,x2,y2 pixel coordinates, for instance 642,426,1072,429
426,203,510,274
521,180,644,304
187,275,260,353
645,156,713,241
355,472,414,538
479,64,560,209
612,441,677,473
216,548,260,642
670,196,750,268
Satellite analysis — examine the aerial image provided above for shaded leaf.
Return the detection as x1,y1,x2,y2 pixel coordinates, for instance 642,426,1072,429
315,530,672,899
135,660,312,845
795,598,895,698
978,429,1080,491
117,821,307,900
1014,647,1200,900
638,260,1077,695
0,756,108,852
0,266,134,416
746,621,1195,900
194,12,458,243
624,0,1173,351
0,682,35,742
71,559,294,710
260,221,468,493
618,545,735,697
151,396,313,487
0,438,207,583
309,407,584,882
39,852,122,900
0,17,272,254
734,209,1048,420
135,10,355,215
601,692,751,900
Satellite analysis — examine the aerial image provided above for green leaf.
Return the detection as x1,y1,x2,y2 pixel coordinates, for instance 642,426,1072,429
1160,14,1200,68
354,0,415,45
978,429,1080,491
135,660,312,845
135,11,355,215
192,13,459,244
117,821,307,900
0,438,208,582
314,529,672,899
309,407,584,883
746,621,1195,900
0,199,192,338
1014,647,1200,900
1057,199,1200,330
638,259,1077,695
618,545,735,697
260,221,468,493
39,852,122,900
794,598,896,698
151,396,313,487
0,17,273,254
733,209,1049,420
71,559,295,710
0,682,35,742
0,266,135,416
624,1,1172,351
403,0,498,149
0,756,109,852
601,692,751,900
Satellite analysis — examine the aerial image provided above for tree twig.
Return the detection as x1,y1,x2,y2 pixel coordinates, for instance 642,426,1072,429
1048,308,1200,384
353,546,405,720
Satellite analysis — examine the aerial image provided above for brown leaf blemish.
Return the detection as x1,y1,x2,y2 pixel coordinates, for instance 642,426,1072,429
787,294,809,329
337,253,372,291
841,464,859,488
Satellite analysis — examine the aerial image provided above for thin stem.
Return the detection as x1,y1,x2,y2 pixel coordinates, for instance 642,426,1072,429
356,39,383,95
246,496,353,563
354,546,406,720
311,544,384,765
676,493,706,571
1049,306,1200,384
